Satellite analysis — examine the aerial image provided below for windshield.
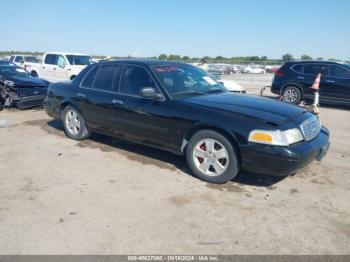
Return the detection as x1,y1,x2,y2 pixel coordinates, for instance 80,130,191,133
66,55,93,65
24,56,40,63
0,66,30,77
151,64,226,98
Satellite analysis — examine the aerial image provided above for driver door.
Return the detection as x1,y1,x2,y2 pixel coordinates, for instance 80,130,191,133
116,65,170,147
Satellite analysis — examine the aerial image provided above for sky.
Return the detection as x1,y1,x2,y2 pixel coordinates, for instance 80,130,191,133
0,0,349,60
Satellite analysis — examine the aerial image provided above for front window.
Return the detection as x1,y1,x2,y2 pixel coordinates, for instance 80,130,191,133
151,64,226,98
57,56,66,68
328,65,350,78
66,55,92,66
0,66,30,77
121,66,157,96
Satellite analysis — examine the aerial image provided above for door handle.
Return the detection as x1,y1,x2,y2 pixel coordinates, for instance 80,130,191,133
297,76,305,79
77,93,85,98
53,68,56,70
112,99,124,105
326,80,335,83
42,66,45,69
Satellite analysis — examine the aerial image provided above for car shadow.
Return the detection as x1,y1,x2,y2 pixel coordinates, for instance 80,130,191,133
47,119,286,187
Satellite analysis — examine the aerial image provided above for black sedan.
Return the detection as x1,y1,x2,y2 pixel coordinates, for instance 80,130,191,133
0,65,49,109
44,60,330,184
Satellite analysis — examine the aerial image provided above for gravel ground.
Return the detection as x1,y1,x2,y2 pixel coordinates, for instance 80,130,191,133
0,74,349,255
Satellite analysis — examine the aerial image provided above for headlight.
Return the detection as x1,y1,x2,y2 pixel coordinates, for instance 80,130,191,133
4,80,15,87
248,128,304,146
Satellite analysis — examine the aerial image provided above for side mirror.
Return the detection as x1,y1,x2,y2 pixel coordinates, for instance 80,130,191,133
139,87,163,100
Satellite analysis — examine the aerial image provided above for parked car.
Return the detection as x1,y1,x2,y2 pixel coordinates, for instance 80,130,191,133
9,55,41,72
272,61,350,105
0,65,49,109
217,79,246,93
44,60,330,184
265,65,280,73
243,65,266,74
29,52,93,82
0,59,15,66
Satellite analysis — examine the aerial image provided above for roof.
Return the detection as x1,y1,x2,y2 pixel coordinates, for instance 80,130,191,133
98,59,186,67
288,60,345,65
45,52,90,56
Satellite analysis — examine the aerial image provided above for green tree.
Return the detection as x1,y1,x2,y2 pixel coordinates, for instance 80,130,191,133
182,56,190,61
158,54,168,60
282,53,294,62
301,54,313,60
328,58,341,62
316,57,324,61
215,56,225,61
168,54,181,61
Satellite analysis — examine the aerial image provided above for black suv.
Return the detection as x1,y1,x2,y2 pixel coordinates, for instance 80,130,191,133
271,61,350,105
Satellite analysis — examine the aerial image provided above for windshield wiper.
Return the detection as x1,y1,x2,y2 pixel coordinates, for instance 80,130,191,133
205,89,224,94
173,90,206,97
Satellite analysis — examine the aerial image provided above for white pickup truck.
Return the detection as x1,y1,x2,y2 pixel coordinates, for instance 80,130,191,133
29,52,93,82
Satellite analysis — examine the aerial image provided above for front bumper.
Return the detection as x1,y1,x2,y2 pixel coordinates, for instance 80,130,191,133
240,127,330,176
15,94,46,109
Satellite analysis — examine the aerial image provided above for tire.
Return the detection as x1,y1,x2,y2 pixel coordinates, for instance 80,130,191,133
62,106,90,140
31,71,38,77
282,86,301,104
186,130,239,184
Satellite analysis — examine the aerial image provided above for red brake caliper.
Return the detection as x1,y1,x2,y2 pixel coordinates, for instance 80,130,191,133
198,143,206,163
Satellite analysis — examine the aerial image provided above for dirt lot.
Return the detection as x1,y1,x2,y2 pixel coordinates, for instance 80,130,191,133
0,74,349,254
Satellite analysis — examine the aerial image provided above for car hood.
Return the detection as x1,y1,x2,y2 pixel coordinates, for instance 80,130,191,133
5,75,49,87
180,92,306,125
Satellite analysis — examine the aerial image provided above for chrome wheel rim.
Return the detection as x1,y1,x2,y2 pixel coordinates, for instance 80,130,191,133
65,109,81,135
193,139,229,177
284,89,298,102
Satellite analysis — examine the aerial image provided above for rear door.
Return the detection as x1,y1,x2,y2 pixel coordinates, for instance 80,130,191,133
76,64,125,134
325,64,350,102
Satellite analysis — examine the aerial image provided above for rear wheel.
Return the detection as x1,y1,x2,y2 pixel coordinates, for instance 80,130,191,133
282,86,301,104
186,130,239,184
62,106,90,140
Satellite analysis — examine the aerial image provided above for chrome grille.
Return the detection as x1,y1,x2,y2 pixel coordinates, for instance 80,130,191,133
300,115,321,141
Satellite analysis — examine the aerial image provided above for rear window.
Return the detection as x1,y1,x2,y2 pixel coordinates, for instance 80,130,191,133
304,64,327,75
81,66,98,88
291,64,303,73
328,65,350,78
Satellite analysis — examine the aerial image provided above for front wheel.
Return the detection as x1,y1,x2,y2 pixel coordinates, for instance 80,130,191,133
62,106,91,140
186,130,239,184
31,71,38,77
